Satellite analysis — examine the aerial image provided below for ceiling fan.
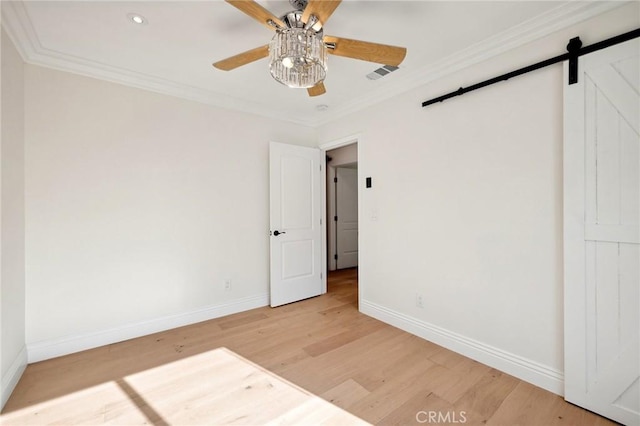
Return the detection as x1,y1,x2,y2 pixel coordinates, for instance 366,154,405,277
212,0,407,97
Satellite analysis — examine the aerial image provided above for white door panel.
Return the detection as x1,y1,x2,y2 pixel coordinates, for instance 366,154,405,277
336,167,358,269
564,39,639,425
270,142,322,307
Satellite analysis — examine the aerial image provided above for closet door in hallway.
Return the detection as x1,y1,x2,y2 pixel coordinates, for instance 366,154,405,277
336,166,358,269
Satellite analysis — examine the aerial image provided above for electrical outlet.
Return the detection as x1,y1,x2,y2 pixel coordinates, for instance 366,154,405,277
224,279,232,291
416,293,424,308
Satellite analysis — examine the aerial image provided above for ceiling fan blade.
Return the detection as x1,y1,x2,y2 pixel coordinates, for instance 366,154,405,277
323,36,407,67
225,0,285,31
301,0,342,27
307,82,326,97
213,45,269,71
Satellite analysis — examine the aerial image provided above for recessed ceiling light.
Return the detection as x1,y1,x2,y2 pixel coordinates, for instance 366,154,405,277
127,13,147,25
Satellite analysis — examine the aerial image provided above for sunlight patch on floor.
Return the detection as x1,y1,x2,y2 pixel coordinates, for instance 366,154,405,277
1,348,370,425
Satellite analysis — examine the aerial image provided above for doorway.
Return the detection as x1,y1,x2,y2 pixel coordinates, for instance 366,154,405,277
326,143,358,274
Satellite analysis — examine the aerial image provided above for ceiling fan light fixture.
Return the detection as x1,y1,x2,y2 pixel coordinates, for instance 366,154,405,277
269,28,327,89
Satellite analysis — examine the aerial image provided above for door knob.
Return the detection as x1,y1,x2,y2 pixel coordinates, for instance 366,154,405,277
273,230,286,236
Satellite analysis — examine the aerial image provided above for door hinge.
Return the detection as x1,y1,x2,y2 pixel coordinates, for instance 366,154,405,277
334,254,338,260
334,215,338,221
334,177,338,183
320,272,323,280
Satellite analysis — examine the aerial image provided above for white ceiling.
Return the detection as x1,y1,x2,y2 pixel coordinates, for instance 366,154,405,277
2,1,622,126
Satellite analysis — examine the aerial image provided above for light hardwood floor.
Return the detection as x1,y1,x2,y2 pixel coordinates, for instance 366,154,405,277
2,268,615,425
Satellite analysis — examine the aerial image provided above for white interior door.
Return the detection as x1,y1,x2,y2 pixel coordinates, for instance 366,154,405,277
269,142,323,307
564,39,639,426
336,167,358,269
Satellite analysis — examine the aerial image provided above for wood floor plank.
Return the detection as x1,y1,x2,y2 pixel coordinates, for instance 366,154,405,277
321,379,370,409
346,358,437,423
432,359,491,404
487,381,561,426
217,312,269,330
453,368,520,422
377,391,458,426
302,319,385,357
280,326,411,394
430,345,474,370
344,338,446,422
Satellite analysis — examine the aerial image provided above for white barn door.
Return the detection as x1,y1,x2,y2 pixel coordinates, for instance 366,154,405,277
564,39,639,425
269,142,323,307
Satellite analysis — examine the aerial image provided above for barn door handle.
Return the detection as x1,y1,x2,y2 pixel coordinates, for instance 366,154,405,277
273,230,286,236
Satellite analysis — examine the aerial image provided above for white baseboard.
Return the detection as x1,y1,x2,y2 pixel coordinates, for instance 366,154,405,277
1,345,28,410
360,300,564,396
27,293,269,363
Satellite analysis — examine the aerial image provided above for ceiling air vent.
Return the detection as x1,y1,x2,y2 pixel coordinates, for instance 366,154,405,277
366,65,399,80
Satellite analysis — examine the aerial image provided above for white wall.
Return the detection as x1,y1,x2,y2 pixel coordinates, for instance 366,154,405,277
1,28,27,409
24,65,316,360
317,3,639,395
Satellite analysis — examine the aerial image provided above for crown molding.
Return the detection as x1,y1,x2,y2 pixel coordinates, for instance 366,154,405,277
314,0,629,127
1,1,317,127
1,0,37,61
2,1,627,128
